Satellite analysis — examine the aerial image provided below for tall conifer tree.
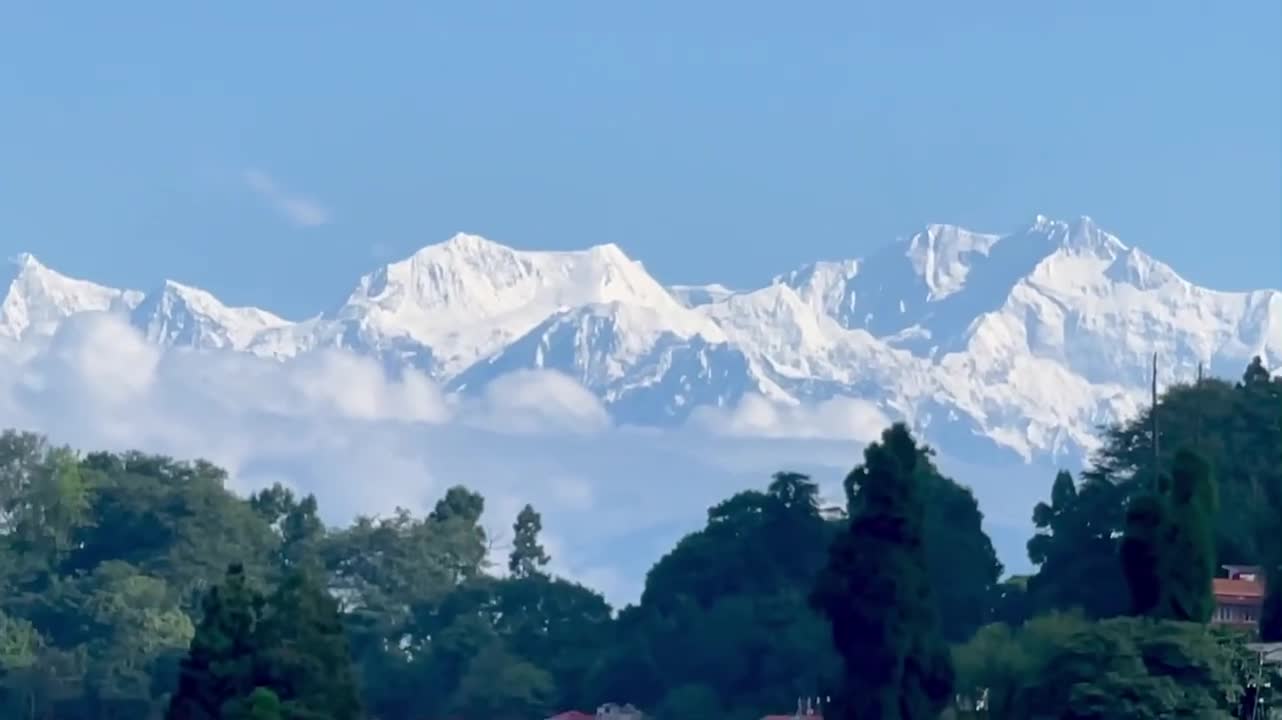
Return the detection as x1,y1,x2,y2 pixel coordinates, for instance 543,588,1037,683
166,564,263,720
811,423,953,720
255,568,362,720
1121,448,1217,623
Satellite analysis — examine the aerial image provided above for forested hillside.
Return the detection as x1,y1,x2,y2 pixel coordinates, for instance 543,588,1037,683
0,358,1276,719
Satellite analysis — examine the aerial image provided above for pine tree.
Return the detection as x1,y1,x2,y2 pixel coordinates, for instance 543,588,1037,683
273,494,325,578
811,423,953,720
1162,449,1217,622
254,568,362,720
1121,448,1218,623
509,504,551,579
166,564,263,720
1121,492,1165,616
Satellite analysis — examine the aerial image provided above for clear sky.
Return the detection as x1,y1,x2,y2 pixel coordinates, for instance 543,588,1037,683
2,2,1278,319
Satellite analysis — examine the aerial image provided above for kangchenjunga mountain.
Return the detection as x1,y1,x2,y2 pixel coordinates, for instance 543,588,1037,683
3,216,1278,467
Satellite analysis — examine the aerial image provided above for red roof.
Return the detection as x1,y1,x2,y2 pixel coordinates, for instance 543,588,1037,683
1214,578,1265,601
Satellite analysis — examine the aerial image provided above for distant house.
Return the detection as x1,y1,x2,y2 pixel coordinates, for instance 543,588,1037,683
1213,565,1266,631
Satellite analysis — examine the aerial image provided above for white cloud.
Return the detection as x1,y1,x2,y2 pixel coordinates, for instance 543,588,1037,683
0,314,1042,605
464,370,611,435
689,393,892,443
243,169,331,228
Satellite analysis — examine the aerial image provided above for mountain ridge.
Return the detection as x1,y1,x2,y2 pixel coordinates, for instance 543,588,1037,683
5,216,1278,467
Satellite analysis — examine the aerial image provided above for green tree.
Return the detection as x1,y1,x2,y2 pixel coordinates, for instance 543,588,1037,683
250,485,325,574
79,562,195,718
254,569,361,720
1025,471,1128,619
508,504,550,579
69,452,277,612
1236,357,1282,640
954,613,1246,719
166,564,263,720
811,423,953,720
223,687,282,720
594,472,839,715
1010,617,1243,719
449,642,554,720
919,461,1003,643
1092,364,1279,567
489,574,613,711
654,683,724,720
323,490,489,720
1123,448,1218,623
1161,449,1218,622
1121,492,1166,616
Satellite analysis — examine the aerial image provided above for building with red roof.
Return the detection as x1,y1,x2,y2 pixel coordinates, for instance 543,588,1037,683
1213,565,1266,632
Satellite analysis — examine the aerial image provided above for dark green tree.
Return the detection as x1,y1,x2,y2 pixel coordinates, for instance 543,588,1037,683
1025,471,1128,619
1160,449,1218,622
1121,492,1166,616
1123,449,1219,623
508,504,550,579
1092,363,1279,567
250,485,325,574
449,642,554,720
918,461,1002,643
165,563,263,720
811,423,953,720
1010,617,1244,718
489,574,612,711
254,568,362,720
654,683,723,720
590,473,839,716
1239,357,1282,640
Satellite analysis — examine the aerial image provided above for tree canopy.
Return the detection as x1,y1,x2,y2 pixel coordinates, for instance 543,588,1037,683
813,424,954,720
0,357,1273,719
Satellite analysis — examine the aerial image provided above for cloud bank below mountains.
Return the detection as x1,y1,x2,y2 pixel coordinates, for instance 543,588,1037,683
0,312,1045,603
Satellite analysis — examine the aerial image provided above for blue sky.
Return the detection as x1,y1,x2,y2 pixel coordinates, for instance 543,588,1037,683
1,2,1278,319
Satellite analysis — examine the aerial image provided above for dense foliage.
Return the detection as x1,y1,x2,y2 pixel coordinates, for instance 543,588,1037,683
952,613,1252,719
813,424,953,719
1022,358,1282,624
0,357,1274,719
1122,448,1218,621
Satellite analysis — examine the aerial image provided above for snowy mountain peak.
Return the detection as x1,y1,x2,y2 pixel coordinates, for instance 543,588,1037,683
1,216,1275,467
442,231,497,250
0,254,141,340
905,224,1004,301
130,280,291,351
1026,214,1127,256
6,252,72,284
10,252,45,271
326,232,685,377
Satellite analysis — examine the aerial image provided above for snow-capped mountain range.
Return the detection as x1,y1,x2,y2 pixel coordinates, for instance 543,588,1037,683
4,216,1279,466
